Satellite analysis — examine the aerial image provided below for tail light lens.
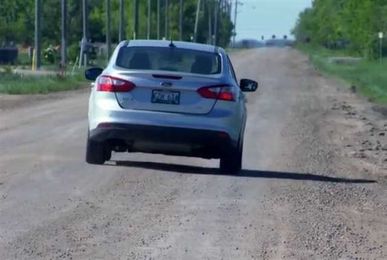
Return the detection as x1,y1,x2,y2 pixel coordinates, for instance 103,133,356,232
197,85,236,101
97,76,135,92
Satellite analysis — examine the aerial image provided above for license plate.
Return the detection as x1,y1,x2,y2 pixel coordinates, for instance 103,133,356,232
151,90,180,105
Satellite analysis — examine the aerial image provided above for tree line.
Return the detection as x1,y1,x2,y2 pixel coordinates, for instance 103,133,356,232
0,0,234,62
292,0,387,58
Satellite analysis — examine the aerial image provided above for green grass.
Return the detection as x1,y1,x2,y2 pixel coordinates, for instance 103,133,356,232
0,72,87,94
298,44,387,104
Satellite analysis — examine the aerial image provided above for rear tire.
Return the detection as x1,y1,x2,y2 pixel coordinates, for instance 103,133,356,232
104,148,112,161
86,136,106,165
219,139,243,174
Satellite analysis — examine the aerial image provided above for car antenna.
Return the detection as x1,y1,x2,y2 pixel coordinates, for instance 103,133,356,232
169,38,176,48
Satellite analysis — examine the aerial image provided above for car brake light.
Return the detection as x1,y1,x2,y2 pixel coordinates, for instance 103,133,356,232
197,85,235,101
97,76,135,92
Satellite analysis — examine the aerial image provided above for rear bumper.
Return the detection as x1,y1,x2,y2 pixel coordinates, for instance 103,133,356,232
89,123,234,158
88,93,242,143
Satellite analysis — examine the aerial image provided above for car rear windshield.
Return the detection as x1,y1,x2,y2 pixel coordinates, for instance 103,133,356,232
116,46,221,75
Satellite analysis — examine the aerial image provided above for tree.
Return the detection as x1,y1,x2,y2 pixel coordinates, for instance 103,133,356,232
292,0,387,58
0,0,234,61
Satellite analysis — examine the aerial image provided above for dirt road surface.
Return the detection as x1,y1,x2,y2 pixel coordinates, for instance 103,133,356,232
1,48,386,259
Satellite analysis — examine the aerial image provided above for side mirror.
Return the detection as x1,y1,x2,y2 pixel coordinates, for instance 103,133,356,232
85,67,103,81
240,79,258,92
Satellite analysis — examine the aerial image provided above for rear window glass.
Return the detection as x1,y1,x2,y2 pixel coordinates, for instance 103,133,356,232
116,46,221,75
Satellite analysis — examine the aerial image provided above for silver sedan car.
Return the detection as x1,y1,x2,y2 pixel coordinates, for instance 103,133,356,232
85,40,257,173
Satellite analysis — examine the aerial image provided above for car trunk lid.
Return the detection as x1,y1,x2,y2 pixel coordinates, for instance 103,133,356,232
114,72,220,115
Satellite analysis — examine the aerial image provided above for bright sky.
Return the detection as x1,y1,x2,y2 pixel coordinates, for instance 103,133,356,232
234,0,313,40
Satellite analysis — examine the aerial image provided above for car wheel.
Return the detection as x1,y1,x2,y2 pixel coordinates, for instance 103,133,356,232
104,147,112,161
219,139,243,174
86,135,106,165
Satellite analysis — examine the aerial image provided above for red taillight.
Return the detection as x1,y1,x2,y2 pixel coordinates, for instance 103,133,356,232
218,89,234,101
197,85,235,101
97,76,135,92
197,86,219,99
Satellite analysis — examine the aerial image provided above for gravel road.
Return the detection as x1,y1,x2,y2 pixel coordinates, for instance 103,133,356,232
0,48,386,259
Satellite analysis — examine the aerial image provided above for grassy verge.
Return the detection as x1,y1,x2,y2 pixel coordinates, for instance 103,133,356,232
298,44,387,105
0,72,87,95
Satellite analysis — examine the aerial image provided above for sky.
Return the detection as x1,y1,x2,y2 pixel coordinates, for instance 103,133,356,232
234,0,313,40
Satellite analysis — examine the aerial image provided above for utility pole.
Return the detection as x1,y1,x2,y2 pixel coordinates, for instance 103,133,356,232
179,0,183,41
34,0,42,70
233,0,240,47
82,0,88,40
208,2,212,44
165,0,169,39
133,0,139,39
61,0,67,67
214,0,219,45
119,0,125,42
221,0,226,12
194,0,201,42
106,0,111,58
80,0,88,67
228,0,232,19
378,32,384,63
157,0,160,39
147,0,151,39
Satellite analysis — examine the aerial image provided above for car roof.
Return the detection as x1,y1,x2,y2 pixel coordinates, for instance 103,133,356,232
123,40,221,54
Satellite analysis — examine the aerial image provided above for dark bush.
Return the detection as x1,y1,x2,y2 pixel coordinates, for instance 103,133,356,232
0,48,18,64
